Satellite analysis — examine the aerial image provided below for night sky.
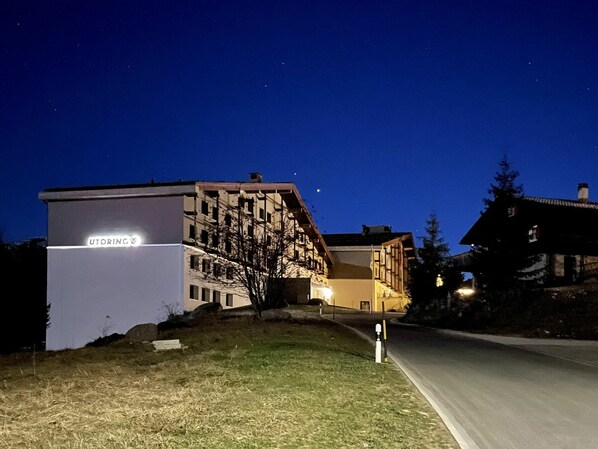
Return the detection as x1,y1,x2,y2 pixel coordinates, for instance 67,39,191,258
2,0,597,254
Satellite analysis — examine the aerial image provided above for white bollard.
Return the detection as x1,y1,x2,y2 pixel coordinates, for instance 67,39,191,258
375,323,382,363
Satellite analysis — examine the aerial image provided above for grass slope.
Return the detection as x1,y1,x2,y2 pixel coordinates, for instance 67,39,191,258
0,315,458,449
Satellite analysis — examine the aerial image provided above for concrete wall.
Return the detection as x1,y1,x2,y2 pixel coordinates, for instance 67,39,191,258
329,279,373,310
47,245,183,350
329,278,408,312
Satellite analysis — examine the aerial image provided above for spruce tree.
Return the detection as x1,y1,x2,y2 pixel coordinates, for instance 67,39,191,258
408,213,462,315
472,155,542,306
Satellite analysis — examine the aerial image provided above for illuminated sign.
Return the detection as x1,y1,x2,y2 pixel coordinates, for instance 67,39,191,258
87,235,142,247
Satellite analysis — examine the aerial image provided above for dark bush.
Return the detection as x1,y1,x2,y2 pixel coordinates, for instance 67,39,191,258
0,238,48,354
85,333,124,347
308,298,328,306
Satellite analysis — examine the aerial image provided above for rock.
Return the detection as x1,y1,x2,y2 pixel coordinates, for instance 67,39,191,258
125,323,158,342
188,302,223,319
260,309,292,321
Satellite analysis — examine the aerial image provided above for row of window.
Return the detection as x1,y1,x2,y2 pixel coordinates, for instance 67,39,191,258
190,255,235,279
200,199,274,224
189,225,234,252
189,285,234,306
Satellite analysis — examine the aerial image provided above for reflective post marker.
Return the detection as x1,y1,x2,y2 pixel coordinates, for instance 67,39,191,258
375,323,382,363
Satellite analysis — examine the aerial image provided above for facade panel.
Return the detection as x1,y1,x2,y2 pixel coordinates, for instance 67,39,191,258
47,196,184,246
47,245,183,350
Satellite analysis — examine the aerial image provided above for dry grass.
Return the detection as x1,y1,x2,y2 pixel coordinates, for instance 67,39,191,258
0,316,457,448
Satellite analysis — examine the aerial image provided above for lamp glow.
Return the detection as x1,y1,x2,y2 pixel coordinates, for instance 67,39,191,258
456,287,475,297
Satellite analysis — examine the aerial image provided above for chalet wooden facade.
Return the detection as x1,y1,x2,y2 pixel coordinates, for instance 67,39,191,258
459,184,598,285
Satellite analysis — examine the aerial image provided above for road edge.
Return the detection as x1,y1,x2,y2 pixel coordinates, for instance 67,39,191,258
325,317,480,449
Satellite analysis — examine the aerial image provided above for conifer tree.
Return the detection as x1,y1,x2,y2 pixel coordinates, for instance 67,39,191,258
408,213,462,315
472,155,542,305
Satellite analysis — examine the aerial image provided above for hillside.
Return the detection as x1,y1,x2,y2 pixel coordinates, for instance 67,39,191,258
405,283,598,340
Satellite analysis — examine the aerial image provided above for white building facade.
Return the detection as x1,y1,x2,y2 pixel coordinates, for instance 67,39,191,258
40,177,332,350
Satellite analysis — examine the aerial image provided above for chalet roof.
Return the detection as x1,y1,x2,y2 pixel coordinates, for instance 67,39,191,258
524,196,598,210
460,195,598,248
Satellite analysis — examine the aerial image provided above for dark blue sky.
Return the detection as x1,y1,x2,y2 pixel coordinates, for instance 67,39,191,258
2,0,597,253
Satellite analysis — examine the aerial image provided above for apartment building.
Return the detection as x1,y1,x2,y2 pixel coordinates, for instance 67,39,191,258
323,225,416,312
39,174,332,350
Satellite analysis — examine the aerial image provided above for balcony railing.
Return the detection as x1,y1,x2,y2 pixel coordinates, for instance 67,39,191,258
581,262,598,281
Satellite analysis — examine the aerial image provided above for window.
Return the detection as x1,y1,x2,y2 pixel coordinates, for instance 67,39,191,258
202,259,210,273
529,225,539,243
247,199,254,215
189,224,196,240
224,214,232,226
266,235,272,246
225,237,232,253
201,200,209,215
259,208,265,220
190,285,199,300
202,287,210,302
226,293,233,307
190,255,200,270
360,301,370,311
213,263,222,277
201,229,209,245
212,206,218,222
247,225,254,237
294,250,299,260
267,212,272,223
212,233,219,247
226,266,234,280
213,291,221,303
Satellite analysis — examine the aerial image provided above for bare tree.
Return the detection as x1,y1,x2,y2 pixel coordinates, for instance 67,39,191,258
196,195,315,317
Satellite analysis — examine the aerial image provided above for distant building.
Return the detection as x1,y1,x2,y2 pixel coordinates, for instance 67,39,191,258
39,174,332,350
459,183,598,285
323,225,416,312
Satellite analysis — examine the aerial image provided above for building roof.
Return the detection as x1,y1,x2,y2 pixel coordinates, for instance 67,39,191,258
39,178,334,264
323,231,416,258
459,194,598,254
523,196,598,210
323,232,411,247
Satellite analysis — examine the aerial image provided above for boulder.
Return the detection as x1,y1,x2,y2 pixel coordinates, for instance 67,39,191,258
188,302,223,319
125,323,158,342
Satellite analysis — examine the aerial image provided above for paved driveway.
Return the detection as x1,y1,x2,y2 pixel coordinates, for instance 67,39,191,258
331,313,598,449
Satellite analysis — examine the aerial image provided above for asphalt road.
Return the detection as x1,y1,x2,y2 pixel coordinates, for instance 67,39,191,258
331,313,598,449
